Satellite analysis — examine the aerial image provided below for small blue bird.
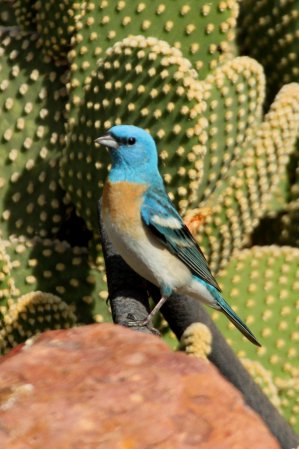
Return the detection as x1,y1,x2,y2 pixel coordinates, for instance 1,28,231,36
96,125,260,346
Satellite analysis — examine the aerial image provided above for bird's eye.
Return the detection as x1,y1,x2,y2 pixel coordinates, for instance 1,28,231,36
127,137,136,145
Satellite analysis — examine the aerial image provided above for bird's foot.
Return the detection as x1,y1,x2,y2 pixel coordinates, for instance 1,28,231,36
125,314,160,336
126,314,149,327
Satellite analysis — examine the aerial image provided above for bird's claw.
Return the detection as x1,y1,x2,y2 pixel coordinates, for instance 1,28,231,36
125,314,160,336
126,313,149,328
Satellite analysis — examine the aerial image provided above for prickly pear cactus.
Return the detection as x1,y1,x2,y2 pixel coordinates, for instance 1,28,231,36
279,142,299,247
237,0,299,251
0,233,111,354
61,34,266,232
240,358,282,411
192,83,299,272
66,0,239,121
0,235,110,326
61,38,265,227
0,0,17,27
279,201,299,247
61,36,206,227
35,0,84,63
215,245,299,431
0,291,77,354
0,240,15,302
238,0,299,104
12,0,37,31
0,30,71,239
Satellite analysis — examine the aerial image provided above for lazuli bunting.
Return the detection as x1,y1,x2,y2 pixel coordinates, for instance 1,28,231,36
96,125,260,346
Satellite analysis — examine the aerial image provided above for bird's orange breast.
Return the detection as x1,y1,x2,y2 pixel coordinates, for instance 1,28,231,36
102,180,148,235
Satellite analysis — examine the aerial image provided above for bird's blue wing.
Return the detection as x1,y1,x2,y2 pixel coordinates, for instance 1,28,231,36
141,185,221,291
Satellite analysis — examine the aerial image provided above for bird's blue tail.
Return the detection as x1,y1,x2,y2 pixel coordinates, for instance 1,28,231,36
217,296,261,347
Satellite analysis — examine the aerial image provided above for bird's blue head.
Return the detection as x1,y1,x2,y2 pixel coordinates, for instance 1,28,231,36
95,125,160,184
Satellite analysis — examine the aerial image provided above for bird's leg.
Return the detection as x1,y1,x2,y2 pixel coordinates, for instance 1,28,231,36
143,295,169,325
127,295,169,328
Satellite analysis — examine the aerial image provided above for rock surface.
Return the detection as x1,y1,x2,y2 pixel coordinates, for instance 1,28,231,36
0,323,280,449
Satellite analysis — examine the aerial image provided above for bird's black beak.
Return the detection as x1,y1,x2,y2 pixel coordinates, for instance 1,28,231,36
94,133,119,149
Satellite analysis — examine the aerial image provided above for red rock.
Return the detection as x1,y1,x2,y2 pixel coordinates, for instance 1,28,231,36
0,323,280,449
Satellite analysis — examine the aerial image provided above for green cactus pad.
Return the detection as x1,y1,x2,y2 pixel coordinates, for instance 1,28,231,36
289,144,299,202
281,141,299,246
241,358,282,411
0,0,17,27
0,30,71,239
280,201,299,247
195,82,299,273
0,291,77,354
61,35,265,230
1,235,111,324
238,0,299,104
214,245,299,431
250,145,299,247
238,1,299,216
275,367,299,430
196,55,265,202
67,0,239,117
61,35,208,229
35,0,85,63
12,0,37,31
0,240,15,304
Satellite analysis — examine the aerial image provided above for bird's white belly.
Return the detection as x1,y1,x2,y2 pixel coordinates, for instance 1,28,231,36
103,213,192,292
101,179,216,305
